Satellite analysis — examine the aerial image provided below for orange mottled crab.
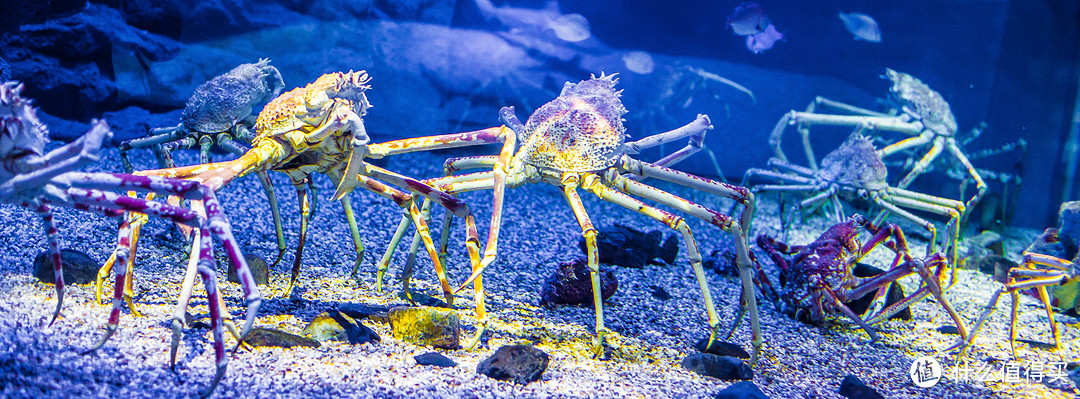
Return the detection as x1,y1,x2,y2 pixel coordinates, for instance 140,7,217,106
114,70,523,369
397,73,761,362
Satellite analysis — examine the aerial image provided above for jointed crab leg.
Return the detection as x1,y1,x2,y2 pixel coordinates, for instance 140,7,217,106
218,134,288,266
32,201,65,325
63,174,261,342
770,111,921,170
624,114,712,168
612,159,760,363
953,252,1076,356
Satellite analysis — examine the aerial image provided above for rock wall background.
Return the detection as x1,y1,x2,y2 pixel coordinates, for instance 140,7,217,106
1,0,1076,228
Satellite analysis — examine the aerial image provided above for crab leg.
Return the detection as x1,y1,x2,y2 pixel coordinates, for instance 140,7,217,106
31,202,65,325
118,124,189,172
605,164,760,365
769,111,919,170
561,173,611,356
822,285,881,341
623,114,712,168
442,156,499,175
877,130,933,159
219,134,287,266
587,172,737,353
284,178,315,297
66,174,261,334
83,211,137,354
944,138,988,223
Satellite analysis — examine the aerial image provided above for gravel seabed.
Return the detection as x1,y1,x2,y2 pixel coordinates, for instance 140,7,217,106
0,145,1077,399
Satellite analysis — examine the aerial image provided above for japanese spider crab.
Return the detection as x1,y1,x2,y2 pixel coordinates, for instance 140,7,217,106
0,81,260,397
120,71,499,332
742,133,965,280
767,69,991,222
954,217,1079,356
755,215,968,342
401,73,760,362
118,59,289,266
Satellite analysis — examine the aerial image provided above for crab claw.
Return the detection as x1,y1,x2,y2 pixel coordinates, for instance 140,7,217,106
333,146,364,201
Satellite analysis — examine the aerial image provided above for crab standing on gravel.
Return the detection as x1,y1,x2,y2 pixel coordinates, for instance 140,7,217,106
0,81,261,397
118,59,290,265
954,226,1079,357
742,133,966,279
767,69,992,221
400,73,761,362
120,71,520,358
756,215,968,342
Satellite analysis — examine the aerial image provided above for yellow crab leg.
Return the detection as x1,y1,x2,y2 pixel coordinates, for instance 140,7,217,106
560,173,609,357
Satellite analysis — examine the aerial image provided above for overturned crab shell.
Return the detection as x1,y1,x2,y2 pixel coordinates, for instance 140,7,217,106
182,59,286,133
884,69,957,135
0,81,48,159
517,73,628,172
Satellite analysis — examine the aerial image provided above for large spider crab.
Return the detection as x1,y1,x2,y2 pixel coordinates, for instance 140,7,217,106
767,69,992,221
121,71,503,331
117,59,289,265
742,133,965,276
755,215,968,341
954,211,1080,357
0,81,261,397
401,73,761,362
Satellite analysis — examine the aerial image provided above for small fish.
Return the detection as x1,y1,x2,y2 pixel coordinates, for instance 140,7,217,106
548,13,591,42
727,2,771,36
622,51,655,74
839,12,881,43
746,23,783,54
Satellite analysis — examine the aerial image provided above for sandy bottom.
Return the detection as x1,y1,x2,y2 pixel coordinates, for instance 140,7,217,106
0,146,1076,398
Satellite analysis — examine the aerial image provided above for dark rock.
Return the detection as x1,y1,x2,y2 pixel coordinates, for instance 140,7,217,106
846,263,911,321
398,290,451,309
0,57,9,82
96,0,183,39
649,285,672,300
1026,228,1067,261
681,353,752,380
0,0,87,35
388,306,460,349
580,224,678,268
414,352,457,367
374,0,455,24
338,302,392,323
539,258,618,306
240,327,320,348
476,345,549,384
100,107,180,144
704,249,738,276
1,4,182,120
714,381,770,399
302,310,380,345
838,375,884,399
972,254,1019,284
1058,201,1080,254
936,325,961,335
693,337,750,359
228,253,269,285
33,249,100,285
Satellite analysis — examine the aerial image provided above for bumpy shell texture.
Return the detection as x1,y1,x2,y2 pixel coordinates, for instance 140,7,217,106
818,134,887,190
886,69,957,135
182,59,285,133
518,73,628,172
